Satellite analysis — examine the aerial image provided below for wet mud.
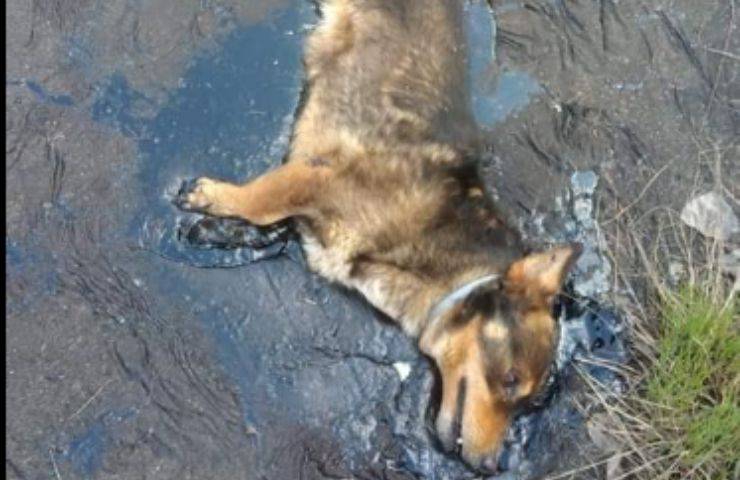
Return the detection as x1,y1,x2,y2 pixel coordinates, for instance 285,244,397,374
6,0,737,479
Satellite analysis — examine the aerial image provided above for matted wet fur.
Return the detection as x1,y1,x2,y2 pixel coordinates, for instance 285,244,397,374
177,0,580,472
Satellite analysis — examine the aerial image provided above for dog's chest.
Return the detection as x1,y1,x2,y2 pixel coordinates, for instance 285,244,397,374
298,226,405,322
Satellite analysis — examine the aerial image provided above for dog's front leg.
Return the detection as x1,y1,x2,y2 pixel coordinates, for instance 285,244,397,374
177,159,332,225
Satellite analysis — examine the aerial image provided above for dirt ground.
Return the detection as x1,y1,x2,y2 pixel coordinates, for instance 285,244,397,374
6,1,738,479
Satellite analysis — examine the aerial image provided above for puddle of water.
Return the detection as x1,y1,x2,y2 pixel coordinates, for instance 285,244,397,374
65,422,106,477
83,3,311,268
6,238,59,314
465,2,543,128
475,71,543,127
466,0,497,79
18,80,75,107
58,408,138,478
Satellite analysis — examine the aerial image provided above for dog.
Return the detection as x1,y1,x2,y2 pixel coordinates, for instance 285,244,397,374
177,0,580,472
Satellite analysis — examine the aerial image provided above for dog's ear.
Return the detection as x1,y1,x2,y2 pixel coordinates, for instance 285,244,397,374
505,243,582,306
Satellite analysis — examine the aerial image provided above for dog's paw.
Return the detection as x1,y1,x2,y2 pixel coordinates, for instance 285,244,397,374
175,177,223,214
179,217,291,250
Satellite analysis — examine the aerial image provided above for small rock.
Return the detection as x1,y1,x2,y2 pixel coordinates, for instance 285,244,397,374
680,192,739,241
393,362,412,381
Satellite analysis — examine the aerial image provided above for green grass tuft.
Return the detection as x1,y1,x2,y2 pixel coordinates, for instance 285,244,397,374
645,287,739,476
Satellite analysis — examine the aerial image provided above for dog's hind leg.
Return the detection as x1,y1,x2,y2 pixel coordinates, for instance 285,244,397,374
176,160,331,225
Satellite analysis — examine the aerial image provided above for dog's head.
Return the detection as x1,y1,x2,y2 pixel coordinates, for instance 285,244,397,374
419,244,581,472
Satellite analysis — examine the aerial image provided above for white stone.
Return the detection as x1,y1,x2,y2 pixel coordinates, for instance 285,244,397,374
680,192,739,240
393,362,412,381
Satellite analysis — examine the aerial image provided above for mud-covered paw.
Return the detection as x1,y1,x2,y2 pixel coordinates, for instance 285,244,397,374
178,217,291,250
175,177,223,214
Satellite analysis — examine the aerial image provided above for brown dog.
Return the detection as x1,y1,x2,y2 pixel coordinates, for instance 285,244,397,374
178,0,580,471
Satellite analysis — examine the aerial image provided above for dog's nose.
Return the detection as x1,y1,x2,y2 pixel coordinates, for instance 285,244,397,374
479,452,502,474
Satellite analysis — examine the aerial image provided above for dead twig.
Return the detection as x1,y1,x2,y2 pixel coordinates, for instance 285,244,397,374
68,379,112,420
602,163,672,225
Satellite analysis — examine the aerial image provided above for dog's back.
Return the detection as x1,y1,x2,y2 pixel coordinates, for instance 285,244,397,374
289,1,524,337
292,0,479,161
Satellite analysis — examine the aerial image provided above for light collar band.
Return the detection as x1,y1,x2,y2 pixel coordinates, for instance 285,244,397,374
427,274,500,323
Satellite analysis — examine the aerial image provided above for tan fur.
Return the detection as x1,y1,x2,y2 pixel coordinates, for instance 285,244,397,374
182,0,580,471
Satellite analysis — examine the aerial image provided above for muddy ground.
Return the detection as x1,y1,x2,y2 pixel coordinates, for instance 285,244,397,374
6,1,738,479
